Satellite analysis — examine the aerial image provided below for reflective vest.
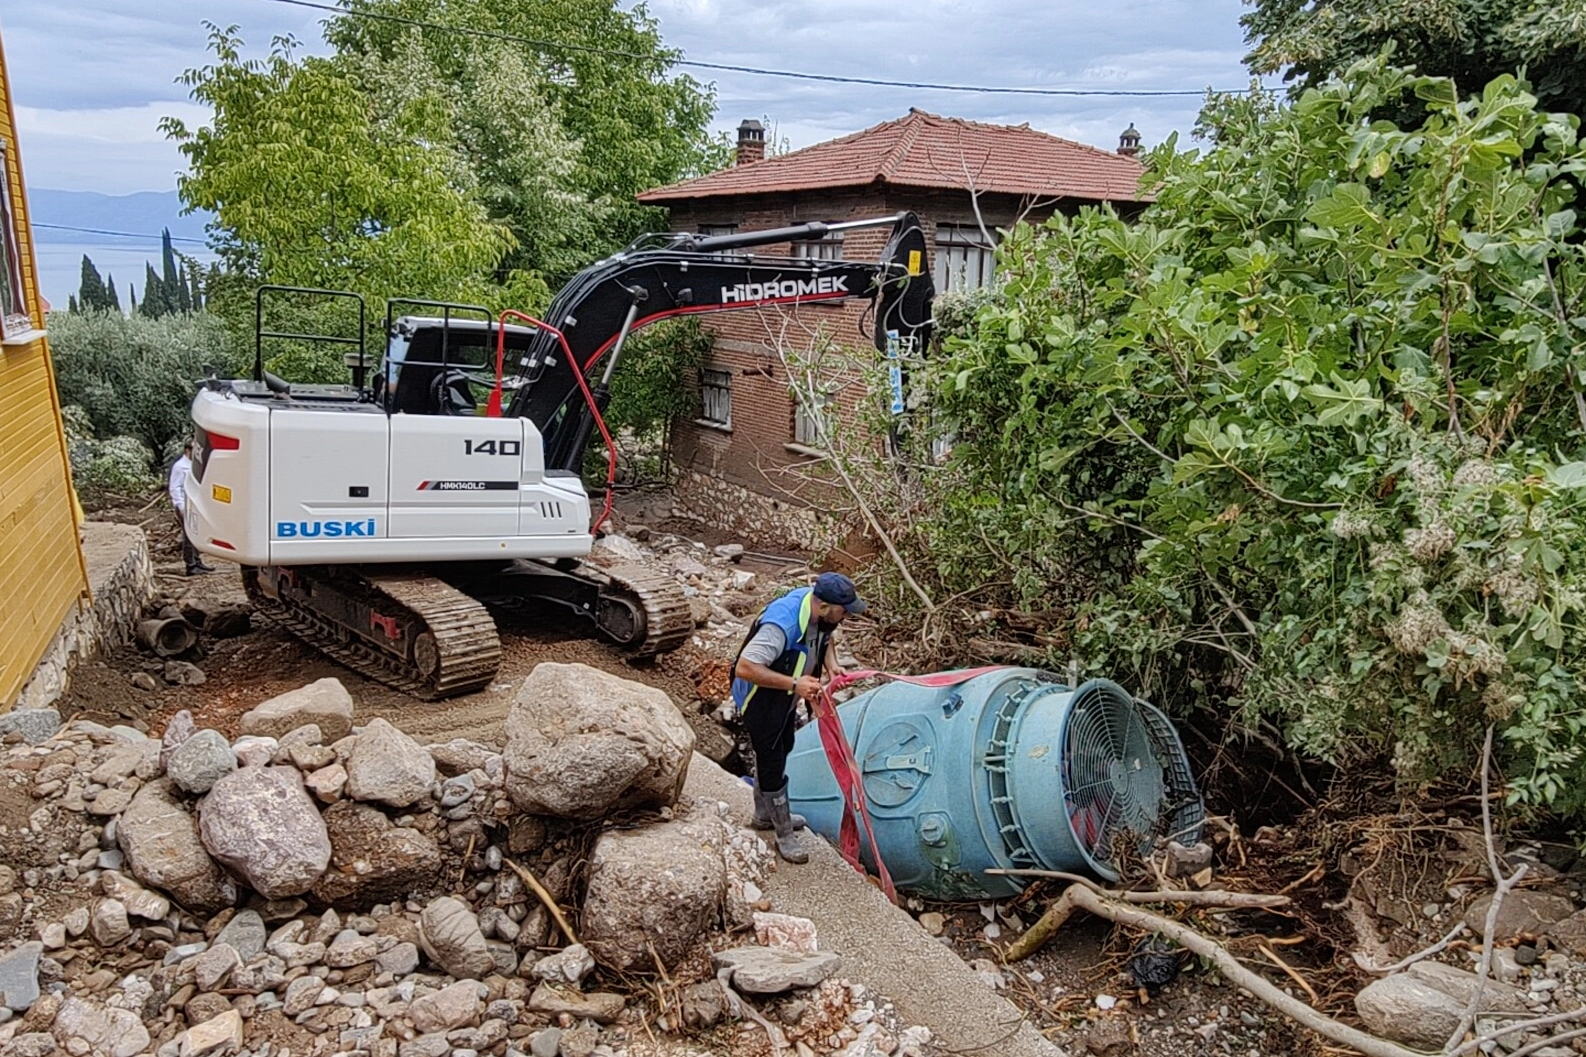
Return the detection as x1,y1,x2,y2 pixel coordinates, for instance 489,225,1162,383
730,587,819,717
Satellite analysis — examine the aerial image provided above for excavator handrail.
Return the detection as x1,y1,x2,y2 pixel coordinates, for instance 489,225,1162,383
493,310,619,535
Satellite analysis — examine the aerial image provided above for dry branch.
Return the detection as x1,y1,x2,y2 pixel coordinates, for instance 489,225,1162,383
1444,727,1527,1054
506,857,579,946
986,868,1290,908
1012,882,1424,1057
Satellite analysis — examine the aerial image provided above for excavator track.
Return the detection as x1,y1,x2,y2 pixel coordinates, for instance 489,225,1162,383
590,560,695,656
449,555,694,658
244,566,501,700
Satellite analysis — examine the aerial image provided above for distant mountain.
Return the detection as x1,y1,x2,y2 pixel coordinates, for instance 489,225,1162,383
26,189,211,245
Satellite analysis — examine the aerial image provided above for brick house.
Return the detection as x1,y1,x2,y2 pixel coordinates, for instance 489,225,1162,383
636,108,1148,549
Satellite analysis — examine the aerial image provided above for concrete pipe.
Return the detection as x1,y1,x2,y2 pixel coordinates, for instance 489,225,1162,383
136,617,199,657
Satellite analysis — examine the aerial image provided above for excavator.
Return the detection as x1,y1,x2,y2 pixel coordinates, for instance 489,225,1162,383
184,212,934,698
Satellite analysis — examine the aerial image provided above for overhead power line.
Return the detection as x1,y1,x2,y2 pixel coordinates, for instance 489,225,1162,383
260,0,1236,98
31,222,208,244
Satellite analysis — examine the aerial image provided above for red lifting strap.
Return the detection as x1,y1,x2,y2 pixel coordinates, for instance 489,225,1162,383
811,666,1013,905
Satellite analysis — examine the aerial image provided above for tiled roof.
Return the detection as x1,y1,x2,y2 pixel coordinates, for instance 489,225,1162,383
638,109,1148,204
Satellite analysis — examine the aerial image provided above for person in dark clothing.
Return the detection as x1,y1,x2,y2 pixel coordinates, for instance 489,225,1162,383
730,572,866,863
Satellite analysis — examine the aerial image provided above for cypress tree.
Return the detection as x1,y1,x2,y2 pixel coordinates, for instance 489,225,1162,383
106,274,121,312
77,255,109,311
160,230,183,315
67,294,78,313
141,264,164,318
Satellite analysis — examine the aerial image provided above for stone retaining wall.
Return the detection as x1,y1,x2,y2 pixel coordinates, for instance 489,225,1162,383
672,469,844,553
14,522,155,711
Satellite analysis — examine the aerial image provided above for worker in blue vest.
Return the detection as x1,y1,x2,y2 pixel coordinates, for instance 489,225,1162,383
731,572,867,864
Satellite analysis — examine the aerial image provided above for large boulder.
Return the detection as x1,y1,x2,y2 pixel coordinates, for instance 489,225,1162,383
1355,960,1528,1050
344,718,435,808
1463,889,1576,940
239,678,354,742
199,766,332,898
116,780,236,912
580,818,725,972
311,801,443,906
503,662,694,820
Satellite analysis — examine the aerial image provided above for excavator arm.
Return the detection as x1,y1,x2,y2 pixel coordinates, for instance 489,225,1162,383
504,212,935,471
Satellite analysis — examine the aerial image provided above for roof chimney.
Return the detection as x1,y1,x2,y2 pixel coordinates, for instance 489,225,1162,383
736,119,766,167
1117,122,1142,158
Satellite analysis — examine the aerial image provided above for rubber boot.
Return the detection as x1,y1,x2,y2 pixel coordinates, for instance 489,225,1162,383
752,785,807,831
767,786,809,864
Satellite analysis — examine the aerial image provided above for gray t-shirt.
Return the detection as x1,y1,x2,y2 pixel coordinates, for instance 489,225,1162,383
740,620,826,670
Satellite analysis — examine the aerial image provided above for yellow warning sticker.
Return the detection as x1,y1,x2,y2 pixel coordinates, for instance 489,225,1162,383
213,485,232,504
907,249,922,276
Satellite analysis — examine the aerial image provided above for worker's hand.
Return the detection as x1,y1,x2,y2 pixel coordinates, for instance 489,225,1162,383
792,675,823,702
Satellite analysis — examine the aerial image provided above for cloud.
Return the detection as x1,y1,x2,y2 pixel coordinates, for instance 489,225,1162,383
648,0,1252,152
13,103,210,194
6,0,1255,195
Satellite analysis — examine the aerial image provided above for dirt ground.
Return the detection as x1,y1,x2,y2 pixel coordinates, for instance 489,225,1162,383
52,491,1546,1057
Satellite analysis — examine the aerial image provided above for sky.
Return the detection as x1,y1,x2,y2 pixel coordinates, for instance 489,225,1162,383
1,0,1257,198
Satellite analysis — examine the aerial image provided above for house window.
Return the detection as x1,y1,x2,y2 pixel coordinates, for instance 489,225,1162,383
792,390,834,447
792,232,843,261
700,367,732,427
699,224,737,260
934,223,997,292
0,141,30,338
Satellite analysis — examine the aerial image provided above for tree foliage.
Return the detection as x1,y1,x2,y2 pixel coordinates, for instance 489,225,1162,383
163,25,517,308
325,0,726,272
925,59,1586,817
135,229,201,318
47,310,241,472
76,256,114,312
1243,0,1586,115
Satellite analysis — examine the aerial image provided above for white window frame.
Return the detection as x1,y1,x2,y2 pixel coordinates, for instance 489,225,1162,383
792,232,844,261
792,389,834,447
0,140,31,339
934,223,997,292
699,367,732,429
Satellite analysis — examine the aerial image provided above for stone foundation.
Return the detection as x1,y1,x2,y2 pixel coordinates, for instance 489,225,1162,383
672,470,845,553
15,522,155,710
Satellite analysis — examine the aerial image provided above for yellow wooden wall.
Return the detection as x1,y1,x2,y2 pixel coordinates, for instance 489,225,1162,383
0,30,90,708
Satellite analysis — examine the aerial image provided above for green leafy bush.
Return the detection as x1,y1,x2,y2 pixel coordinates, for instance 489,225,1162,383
924,58,1586,816
61,405,159,498
48,310,241,471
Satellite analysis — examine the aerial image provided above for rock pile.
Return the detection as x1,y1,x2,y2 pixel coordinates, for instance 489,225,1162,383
1356,888,1586,1053
0,664,933,1057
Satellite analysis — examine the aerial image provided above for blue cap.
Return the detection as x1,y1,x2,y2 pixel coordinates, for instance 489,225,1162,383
813,572,867,615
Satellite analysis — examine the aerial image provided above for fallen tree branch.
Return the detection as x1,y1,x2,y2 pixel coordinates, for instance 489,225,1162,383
718,966,787,1056
1445,727,1527,1054
989,868,1288,909
506,857,579,946
1008,882,1424,1057
1450,1007,1586,1057
1354,921,1468,975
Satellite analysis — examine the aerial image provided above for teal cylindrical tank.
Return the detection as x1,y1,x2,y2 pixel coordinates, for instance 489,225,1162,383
785,668,1203,901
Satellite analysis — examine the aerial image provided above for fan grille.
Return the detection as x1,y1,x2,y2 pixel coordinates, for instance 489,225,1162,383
1062,684,1176,871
